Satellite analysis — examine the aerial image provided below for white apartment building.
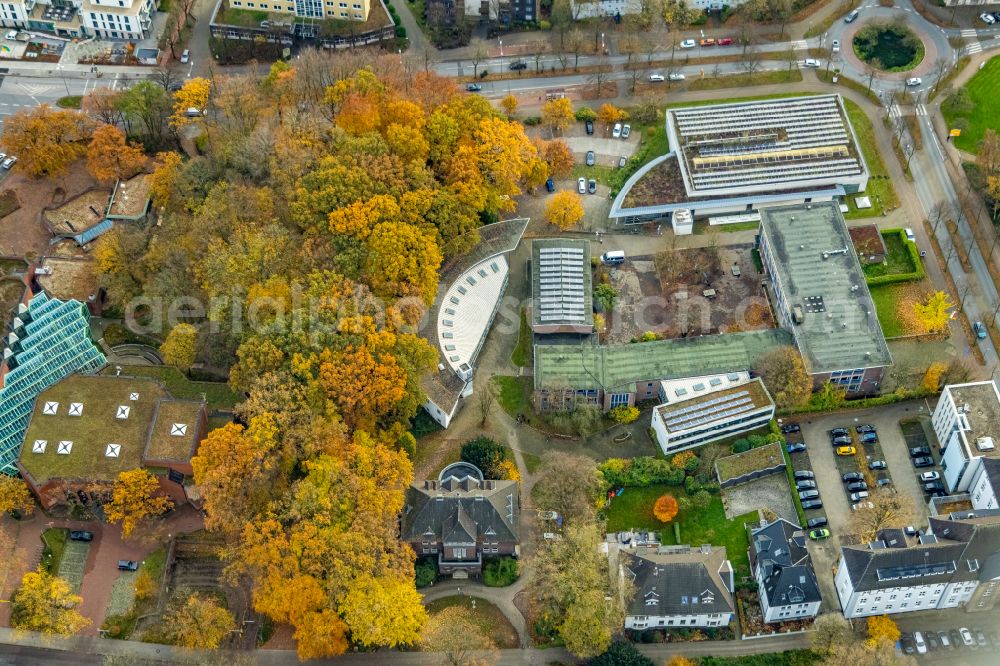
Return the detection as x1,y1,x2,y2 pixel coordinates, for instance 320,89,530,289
0,0,153,40
969,458,1000,511
835,515,1000,618
932,381,1000,494
650,376,774,455
620,544,735,631
748,518,823,623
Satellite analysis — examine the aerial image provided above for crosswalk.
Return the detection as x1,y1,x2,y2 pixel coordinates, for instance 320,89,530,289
888,104,902,120
961,29,979,38
791,40,808,50
966,41,983,54
916,104,927,117
16,82,57,96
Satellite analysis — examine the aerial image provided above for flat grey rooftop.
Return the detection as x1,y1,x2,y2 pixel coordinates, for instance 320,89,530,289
760,202,891,375
949,382,1000,458
531,239,593,329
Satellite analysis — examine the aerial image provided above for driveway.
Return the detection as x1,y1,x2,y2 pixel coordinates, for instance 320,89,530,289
564,136,637,162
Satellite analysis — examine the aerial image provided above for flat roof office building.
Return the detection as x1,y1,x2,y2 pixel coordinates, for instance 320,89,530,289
758,202,891,395
610,95,869,224
932,381,1000,494
531,239,593,335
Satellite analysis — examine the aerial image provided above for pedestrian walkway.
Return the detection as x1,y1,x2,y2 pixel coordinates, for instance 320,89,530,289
790,40,809,50
966,41,983,54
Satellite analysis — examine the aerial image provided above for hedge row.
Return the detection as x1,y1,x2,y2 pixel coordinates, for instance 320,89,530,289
781,445,808,528
778,387,937,417
865,228,926,286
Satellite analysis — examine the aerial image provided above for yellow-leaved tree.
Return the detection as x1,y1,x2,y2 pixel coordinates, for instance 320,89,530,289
86,124,147,184
597,103,625,128
10,567,89,635
865,615,901,648
922,361,947,391
0,104,94,177
913,291,954,333
105,468,173,538
338,575,427,648
170,77,211,127
0,475,34,517
159,323,198,371
162,593,236,649
545,190,585,230
500,93,518,119
541,97,574,136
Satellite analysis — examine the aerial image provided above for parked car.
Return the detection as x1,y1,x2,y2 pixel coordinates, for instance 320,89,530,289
621,124,631,139
860,433,878,444
960,627,975,647
618,155,627,168
837,446,857,456
577,177,587,194
869,460,887,470
781,423,801,434
612,123,622,139
938,630,952,649
832,435,852,446
950,629,963,648
787,443,807,454
508,61,527,70
830,428,850,437
794,470,815,481
847,481,868,492
809,528,831,540
545,177,555,193
587,179,597,194
718,37,733,45
980,12,996,24
2,156,16,169
906,77,923,87
856,424,876,434
180,49,190,64
699,38,716,46
909,446,932,457
680,39,697,48
845,8,860,22
913,456,935,468
914,631,927,654
69,531,93,542
852,500,874,511
900,634,915,655
974,629,987,647
850,490,870,502
920,471,941,482
876,477,893,488
801,499,823,510
807,516,828,528
3,30,16,40
117,560,139,571
668,73,686,81
466,83,482,92
799,489,820,500
796,480,817,490
831,39,840,52
924,481,946,493
804,58,821,68
585,119,594,135
586,150,595,166
974,321,987,339
843,472,864,482
649,73,665,82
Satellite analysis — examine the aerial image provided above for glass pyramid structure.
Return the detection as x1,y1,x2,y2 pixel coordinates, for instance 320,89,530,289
0,293,106,475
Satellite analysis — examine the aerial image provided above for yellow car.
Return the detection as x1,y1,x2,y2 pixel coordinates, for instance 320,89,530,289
836,446,857,456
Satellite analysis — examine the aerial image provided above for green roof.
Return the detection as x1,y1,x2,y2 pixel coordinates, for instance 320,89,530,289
145,399,203,462
759,202,892,374
533,329,792,392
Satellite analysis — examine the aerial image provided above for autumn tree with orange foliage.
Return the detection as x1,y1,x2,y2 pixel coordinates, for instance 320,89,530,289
865,615,901,648
0,105,94,177
104,469,173,538
666,657,697,666
539,138,575,179
546,190,585,230
86,124,147,184
653,494,679,523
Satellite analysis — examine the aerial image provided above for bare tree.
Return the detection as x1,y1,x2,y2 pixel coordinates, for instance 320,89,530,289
420,42,438,73
741,45,763,79
469,37,488,79
566,29,587,71
811,613,852,657
151,66,178,91
848,490,919,543
865,59,882,94
532,40,548,74
478,384,495,426
928,57,950,97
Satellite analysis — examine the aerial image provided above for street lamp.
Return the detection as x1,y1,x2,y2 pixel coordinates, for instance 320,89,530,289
498,38,503,75
601,32,605,54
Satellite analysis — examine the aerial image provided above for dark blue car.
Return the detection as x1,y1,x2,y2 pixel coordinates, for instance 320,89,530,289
545,177,555,193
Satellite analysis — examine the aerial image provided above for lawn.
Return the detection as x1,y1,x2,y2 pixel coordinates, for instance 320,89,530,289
41,528,69,575
100,365,241,412
214,1,269,27
686,69,803,92
604,485,757,579
572,163,616,187
493,375,531,417
942,55,1000,153
862,232,919,280
841,98,899,217
511,308,532,367
521,451,542,473
869,280,929,338
425,595,519,649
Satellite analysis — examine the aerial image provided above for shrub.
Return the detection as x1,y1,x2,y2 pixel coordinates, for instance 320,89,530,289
395,26,406,38
523,116,542,125
653,494,679,522
574,106,597,122
599,457,685,487
415,558,437,588
732,438,751,454
397,432,416,458
460,437,514,480
483,556,519,587
748,434,769,449
609,405,639,424
671,450,699,473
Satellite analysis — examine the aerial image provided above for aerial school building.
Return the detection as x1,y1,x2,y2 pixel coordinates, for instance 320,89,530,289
610,95,870,230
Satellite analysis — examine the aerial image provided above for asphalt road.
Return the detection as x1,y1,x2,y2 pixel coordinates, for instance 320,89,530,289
0,73,131,126
0,644,99,664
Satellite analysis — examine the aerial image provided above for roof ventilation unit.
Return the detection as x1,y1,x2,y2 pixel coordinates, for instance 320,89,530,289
977,437,996,452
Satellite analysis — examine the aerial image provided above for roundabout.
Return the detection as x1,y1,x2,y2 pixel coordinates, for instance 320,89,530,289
852,21,925,71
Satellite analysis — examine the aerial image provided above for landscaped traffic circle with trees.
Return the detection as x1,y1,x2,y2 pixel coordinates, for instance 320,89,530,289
853,22,925,72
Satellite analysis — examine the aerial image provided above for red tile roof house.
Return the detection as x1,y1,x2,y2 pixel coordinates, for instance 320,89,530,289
17,374,207,512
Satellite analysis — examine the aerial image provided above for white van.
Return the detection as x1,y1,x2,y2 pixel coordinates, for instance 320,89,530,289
905,227,916,242
601,251,625,265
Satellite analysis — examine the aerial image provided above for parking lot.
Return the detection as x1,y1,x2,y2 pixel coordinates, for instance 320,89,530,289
778,400,939,610
896,608,1000,662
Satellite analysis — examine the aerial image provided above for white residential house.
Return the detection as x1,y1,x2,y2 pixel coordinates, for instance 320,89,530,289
835,514,1000,618
620,544,735,631
969,458,1000,511
932,381,1000,494
650,376,775,455
748,518,823,623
